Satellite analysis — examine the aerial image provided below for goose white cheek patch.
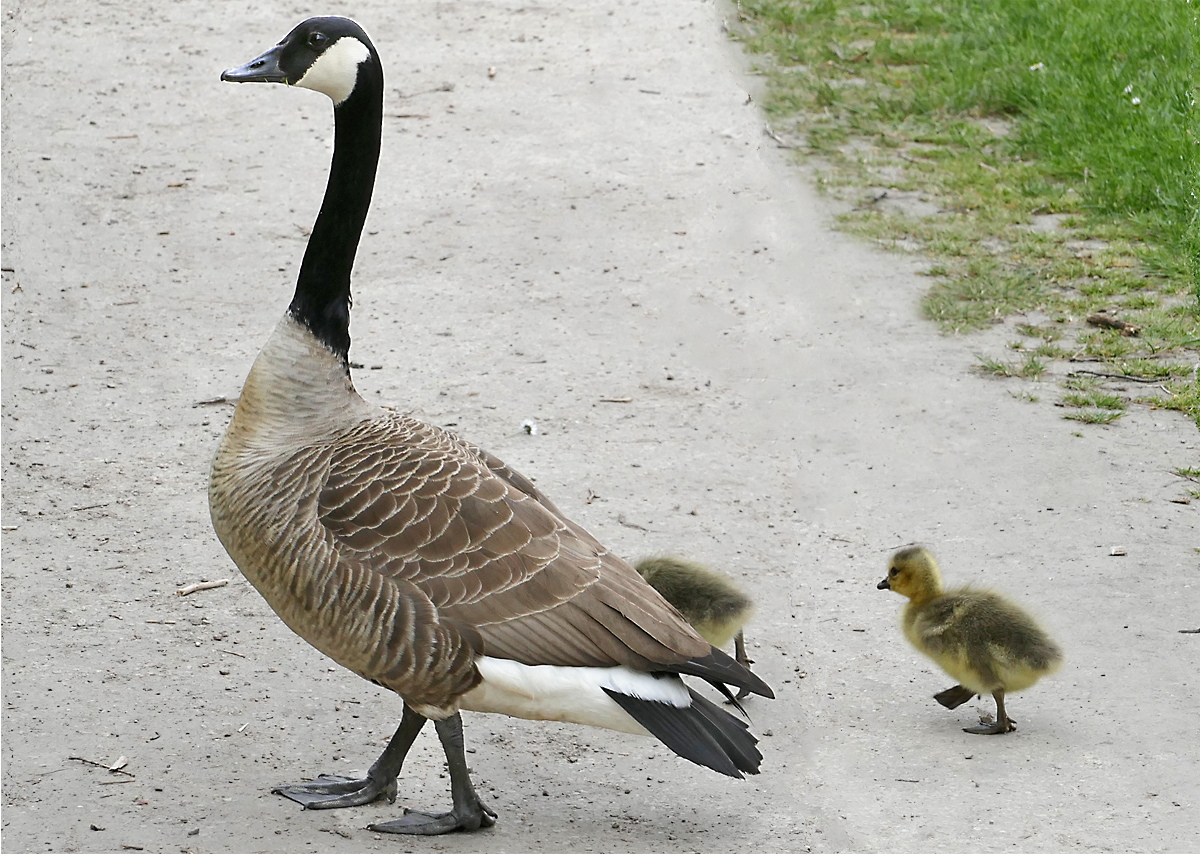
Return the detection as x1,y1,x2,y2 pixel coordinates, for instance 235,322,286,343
296,37,371,104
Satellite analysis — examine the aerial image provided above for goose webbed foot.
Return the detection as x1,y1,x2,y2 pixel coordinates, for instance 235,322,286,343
370,713,495,836
274,705,426,810
369,802,497,836
274,773,397,809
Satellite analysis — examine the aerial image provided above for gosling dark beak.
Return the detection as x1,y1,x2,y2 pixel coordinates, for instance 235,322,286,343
877,578,890,590
221,45,288,84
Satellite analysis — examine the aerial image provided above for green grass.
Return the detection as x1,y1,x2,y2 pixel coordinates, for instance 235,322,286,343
734,0,1200,427
1062,391,1125,411
976,354,1047,379
1064,408,1123,424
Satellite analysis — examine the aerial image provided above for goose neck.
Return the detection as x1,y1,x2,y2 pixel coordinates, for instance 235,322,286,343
290,60,383,364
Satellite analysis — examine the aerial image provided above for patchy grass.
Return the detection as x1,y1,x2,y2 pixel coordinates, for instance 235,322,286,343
1064,408,1123,424
1062,391,1125,411
976,354,1047,379
734,0,1199,428
1157,374,1200,422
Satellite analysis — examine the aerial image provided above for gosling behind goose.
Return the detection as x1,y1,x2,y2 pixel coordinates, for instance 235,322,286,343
211,17,773,836
635,555,758,697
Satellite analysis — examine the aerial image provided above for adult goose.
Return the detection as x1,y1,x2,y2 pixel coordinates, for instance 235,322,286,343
212,17,773,836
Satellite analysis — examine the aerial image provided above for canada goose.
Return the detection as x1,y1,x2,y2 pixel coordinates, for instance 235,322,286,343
877,546,1062,735
634,556,757,695
211,17,773,836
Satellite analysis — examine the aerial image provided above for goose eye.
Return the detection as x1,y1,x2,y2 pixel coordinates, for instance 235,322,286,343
307,32,327,48
889,567,898,577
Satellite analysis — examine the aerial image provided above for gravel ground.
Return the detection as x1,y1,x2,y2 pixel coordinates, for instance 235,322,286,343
3,1,1197,852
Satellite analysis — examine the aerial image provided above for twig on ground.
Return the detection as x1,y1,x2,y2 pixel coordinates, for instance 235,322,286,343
69,756,136,777
763,126,794,148
1068,370,1162,384
177,579,230,596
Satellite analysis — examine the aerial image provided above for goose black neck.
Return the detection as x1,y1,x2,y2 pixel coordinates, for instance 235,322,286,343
289,57,383,364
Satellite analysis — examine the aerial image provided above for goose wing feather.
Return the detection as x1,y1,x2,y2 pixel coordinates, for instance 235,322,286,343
314,413,708,679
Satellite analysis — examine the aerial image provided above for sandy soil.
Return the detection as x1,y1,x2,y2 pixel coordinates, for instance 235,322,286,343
3,1,1198,852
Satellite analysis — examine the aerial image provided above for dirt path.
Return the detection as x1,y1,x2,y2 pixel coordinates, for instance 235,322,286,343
3,1,1197,851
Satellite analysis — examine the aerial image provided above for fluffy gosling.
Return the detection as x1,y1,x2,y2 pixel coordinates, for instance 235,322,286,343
878,546,1062,734
636,556,757,696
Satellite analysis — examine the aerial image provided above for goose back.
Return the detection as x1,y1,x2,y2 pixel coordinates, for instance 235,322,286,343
211,319,711,717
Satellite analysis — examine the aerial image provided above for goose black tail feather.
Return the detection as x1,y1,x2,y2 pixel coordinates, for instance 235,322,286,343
602,686,763,778
661,646,775,701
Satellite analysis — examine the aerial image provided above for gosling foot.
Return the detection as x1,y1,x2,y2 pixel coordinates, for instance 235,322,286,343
963,689,1016,734
369,802,497,836
273,773,397,809
963,718,1016,735
934,684,976,710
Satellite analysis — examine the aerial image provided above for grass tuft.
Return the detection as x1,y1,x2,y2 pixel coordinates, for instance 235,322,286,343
1062,391,1125,411
735,0,1199,430
1063,408,1123,424
976,354,1047,379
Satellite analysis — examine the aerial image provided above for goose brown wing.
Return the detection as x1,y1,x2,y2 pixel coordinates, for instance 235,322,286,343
316,414,709,672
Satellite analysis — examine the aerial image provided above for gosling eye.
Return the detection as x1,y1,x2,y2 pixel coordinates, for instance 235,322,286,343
889,567,898,577
308,31,328,48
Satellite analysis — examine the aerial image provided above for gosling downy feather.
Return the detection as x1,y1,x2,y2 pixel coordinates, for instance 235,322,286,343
878,546,1062,735
635,556,755,649
635,556,758,700
211,17,773,836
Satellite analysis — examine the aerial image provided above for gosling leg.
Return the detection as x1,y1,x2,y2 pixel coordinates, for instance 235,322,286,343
733,630,755,701
369,713,496,835
273,704,426,808
964,689,1017,735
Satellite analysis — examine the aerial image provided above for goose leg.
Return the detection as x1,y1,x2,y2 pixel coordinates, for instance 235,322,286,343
964,690,1017,735
733,630,754,701
274,704,426,808
369,713,496,835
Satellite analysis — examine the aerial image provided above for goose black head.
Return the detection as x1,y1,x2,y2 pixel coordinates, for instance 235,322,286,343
221,16,378,106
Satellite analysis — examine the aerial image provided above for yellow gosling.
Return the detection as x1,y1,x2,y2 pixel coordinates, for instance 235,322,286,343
636,556,757,696
878,546,1063,735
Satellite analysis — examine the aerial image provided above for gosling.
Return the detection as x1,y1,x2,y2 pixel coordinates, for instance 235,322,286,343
878,546,1062,734
636,556,757,697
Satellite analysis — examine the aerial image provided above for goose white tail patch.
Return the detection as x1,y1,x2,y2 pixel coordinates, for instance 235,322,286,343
296,37,371,104
458,657,691,736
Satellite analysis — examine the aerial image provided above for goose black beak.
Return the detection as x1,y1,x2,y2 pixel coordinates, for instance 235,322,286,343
876,578,890,590
222,45,289,84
